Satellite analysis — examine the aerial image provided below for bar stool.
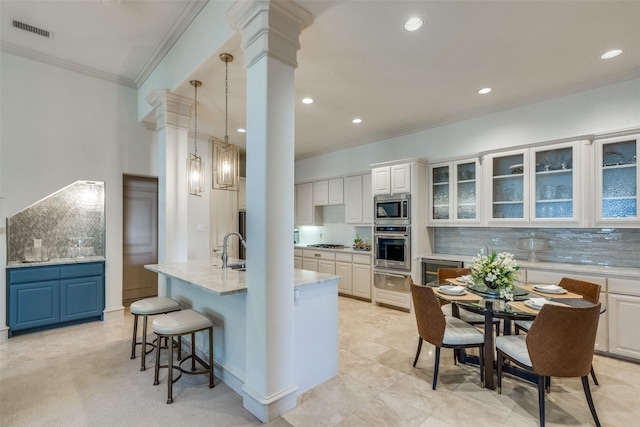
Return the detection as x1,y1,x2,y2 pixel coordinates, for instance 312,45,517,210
152,309,214,404
130,296,182,371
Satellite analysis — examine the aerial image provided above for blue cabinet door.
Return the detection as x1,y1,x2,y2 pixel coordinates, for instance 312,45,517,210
9,280,60,330
60,276,104,321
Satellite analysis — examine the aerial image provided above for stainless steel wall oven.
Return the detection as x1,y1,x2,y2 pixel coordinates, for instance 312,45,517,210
373,225,411,271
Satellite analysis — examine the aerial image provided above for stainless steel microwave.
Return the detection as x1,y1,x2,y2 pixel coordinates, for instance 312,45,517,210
374,194,410,224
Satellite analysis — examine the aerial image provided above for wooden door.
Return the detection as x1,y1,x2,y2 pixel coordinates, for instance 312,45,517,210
123,175,158,304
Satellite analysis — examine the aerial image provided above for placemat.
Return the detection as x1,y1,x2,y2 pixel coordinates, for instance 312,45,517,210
508,301,541,315
520,284,582,299
434,289,481,301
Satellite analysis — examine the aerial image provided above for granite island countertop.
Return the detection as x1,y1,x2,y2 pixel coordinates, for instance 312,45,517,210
145,258,341,296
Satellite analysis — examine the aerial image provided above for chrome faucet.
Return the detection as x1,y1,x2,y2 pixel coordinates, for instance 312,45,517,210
221,231,247,269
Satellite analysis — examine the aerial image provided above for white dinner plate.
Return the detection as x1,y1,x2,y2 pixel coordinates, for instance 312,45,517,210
533,284,567,294
524,298,568,310
438,285,466,296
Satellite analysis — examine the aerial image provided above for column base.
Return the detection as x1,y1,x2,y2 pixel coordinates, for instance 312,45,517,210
241,383,298,423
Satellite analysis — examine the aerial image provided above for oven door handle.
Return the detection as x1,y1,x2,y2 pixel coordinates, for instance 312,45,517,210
377,272,410,279
374,234,410,239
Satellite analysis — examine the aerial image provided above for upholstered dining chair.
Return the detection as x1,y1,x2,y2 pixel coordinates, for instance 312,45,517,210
410,280,485,390
438,268,501,336
515,277,601,385
496,303,602,427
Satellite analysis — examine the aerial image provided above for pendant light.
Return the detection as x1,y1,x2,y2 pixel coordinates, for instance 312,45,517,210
216,53,239,190
188,79,204,196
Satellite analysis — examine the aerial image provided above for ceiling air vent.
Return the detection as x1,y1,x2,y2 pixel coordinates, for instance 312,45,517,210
12,20,51,39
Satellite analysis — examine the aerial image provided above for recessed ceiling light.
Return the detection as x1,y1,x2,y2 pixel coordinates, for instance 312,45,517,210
601,49,623,59
352,118,362,124
302,97,314,104
478,87,492,95
237,128,246,133
404,17,424,32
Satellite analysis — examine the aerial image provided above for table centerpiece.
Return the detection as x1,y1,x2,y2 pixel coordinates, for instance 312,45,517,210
469,249,520,300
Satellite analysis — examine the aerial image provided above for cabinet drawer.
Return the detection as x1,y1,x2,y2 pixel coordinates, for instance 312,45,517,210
9,266,60,284
335,253,352,263
608,277,640,296
294,249,303,257
61,262,104,278
352,254,371,265
302,250,336,261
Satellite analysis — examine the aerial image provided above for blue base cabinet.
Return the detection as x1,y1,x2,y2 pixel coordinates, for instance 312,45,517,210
7,261,104,337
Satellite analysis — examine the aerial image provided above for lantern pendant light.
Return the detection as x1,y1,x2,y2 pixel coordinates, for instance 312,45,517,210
188,79,204,196
216,53,239,190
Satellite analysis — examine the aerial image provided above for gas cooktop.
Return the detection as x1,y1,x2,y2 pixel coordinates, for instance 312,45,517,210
307,244,345,249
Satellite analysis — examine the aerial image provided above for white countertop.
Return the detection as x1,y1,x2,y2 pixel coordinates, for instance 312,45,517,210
145,258,341,296
295,245,372,255
416,253,640,278
7,256,106,268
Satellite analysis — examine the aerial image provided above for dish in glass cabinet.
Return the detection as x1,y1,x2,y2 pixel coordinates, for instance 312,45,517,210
509,164,524,174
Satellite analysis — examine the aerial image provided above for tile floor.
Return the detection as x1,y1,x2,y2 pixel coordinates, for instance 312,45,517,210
2,296,639,426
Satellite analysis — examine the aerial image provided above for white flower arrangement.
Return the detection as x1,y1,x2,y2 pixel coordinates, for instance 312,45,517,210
470,249,520,300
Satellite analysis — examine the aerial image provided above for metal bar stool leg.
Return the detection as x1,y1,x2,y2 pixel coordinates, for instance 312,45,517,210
130,314,139,359
208,327,214,388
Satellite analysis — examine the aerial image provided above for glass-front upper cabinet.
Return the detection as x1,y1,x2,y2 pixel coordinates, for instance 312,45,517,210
596,134,639,225
428,159,480,225
486,149,529,223
530,142,580,224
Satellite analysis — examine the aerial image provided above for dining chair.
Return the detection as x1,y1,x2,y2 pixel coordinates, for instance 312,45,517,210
515,277,601,385
410,280,485,390
438,268,501,336
496,303,602,427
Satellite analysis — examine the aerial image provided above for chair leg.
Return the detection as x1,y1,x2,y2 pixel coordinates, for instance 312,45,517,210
208,327,215,388
191,332,197,371
590,364,599,386
479,345,485,388
537,375,546,427
432,347,441,390
140,315,148,371
412,337,423,367
130,314,139,359
582,375,601,427
167,335,174,404
153,333,161,386
497,350,503,394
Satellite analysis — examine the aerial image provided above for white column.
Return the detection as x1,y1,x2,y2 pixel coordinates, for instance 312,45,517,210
145,90,192,276
228,0,312,422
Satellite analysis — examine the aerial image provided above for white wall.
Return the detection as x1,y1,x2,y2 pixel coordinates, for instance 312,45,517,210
0,52,157,332
295,78,640,182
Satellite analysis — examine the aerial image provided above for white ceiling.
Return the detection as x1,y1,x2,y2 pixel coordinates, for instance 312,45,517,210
3,1,640,160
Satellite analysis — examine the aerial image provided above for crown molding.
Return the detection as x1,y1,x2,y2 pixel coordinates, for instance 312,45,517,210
132,0,209,87
1,41,136,88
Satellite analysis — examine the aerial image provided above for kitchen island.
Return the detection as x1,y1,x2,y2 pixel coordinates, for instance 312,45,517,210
144,258,340,413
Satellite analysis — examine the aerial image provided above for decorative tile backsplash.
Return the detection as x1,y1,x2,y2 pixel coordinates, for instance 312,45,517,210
434,227,640,268
7,181,105,262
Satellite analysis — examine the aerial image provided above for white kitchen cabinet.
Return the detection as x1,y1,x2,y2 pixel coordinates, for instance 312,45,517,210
428,159,480,225
595,134,639,226
313,178,343,206
237,177,246,210
352,254,371,300
336,261,353,294
294,248,303,270
302,258,318,271
362,173,373,224
296,183,315,225
485,141,581,226
344,175,363,223
345,174,373,225
302,249,336,274
608,292,640,359
318,259,336,275
372,164,411,195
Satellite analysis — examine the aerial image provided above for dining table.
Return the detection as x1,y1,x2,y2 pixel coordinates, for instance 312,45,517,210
429,279,602,390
